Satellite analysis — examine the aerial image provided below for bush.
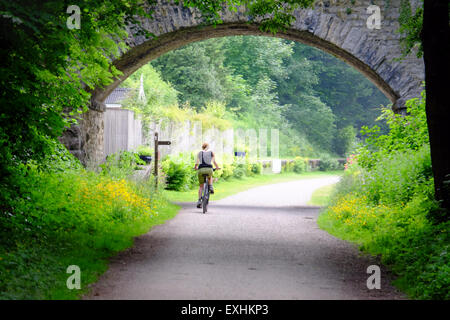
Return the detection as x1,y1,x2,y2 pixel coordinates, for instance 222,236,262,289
281,160,294,173
318,156,340,171
160,153,264,188
361,145,432,205
221,163,234,180
232,163,246,179
161,156,196,191
293,157,307,173
242,159,254,177
251,162,262,175
136,145,154,156
100,150,145,179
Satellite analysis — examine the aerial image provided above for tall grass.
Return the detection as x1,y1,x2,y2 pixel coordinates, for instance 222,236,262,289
0,151,179,299
318,92,450,299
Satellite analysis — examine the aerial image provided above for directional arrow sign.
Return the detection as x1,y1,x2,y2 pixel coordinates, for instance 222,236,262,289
158,141,171,145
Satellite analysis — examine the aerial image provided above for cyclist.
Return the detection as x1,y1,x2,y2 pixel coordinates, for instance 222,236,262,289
194,142,220,208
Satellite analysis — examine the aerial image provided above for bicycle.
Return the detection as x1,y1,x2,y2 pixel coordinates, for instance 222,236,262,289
199,168,218,214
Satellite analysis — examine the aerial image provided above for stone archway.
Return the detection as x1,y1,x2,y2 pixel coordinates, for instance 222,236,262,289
64,0,424,164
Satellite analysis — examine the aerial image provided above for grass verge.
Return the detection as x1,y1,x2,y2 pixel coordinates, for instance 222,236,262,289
164,171,343,202
317,192,450,299
307,183,337,206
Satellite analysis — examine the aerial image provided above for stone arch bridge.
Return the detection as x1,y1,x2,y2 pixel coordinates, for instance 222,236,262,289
61,0,424,164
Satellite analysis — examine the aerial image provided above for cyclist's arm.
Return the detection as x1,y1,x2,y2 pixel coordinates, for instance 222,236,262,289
194,152,200,170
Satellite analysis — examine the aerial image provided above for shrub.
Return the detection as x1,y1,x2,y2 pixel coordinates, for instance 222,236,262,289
293,157,307,173
160,153,264,188
100,150,145,179
136,145,154,156
357,91,429,170
242,159,253,177
221,163,234,180
361,145,433,205
161,158,194,191
319,156,340,171
232,163,246,179
251,162,262,175
282,160,294,173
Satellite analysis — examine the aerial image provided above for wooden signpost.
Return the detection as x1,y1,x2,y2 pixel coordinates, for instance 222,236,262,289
154,132,171,188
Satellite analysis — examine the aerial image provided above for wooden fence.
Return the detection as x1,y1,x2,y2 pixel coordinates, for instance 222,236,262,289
104,108,142,157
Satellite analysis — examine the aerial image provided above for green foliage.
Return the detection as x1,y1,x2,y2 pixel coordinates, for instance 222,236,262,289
178,1,315,33
357,90,429,169
251,162,263,175
319,92,449,299
245,0,315,33
398,0,424,58
161,153,196,191
318,155,341,172
293,156,308,173
136,145,154,156
149,35,389,158
334,125,356,157
221,163,235,180
320,159,448,299
232,162,247,179
0,163,170,299
161,158,195,192
337,145,433,206
278,41,389,148
100,150,145,179
1,0,392,300
151,41,230,109
0,0,152,199
222,36,294,87
286,94,336,151
161,153,267,190
34,138,83,173
121,64,180,123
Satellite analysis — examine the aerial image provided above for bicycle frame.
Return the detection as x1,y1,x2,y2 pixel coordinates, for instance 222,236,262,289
198,167,217,213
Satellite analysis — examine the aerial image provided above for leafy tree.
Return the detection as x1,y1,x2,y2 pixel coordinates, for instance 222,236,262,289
334,125,356,157
151,34,390,157
286,42,389,134
0,0,151,205
121,64,179,122
222,36,294,86
285,94,336,152
151,42,228,109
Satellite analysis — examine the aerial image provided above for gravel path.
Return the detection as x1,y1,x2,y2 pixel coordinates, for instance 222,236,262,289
85,176,405,300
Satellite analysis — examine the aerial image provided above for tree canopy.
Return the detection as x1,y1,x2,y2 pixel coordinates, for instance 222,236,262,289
145,36,389,157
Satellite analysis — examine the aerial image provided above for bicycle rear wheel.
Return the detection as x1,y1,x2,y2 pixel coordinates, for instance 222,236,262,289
202,182,208,213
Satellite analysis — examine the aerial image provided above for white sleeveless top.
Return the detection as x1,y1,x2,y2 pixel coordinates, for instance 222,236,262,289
198,150,213,168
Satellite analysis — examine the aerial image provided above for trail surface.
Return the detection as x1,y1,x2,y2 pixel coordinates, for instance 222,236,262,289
86,176,405,299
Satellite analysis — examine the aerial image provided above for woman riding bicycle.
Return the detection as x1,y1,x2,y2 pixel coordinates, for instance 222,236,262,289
194,142,220,208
